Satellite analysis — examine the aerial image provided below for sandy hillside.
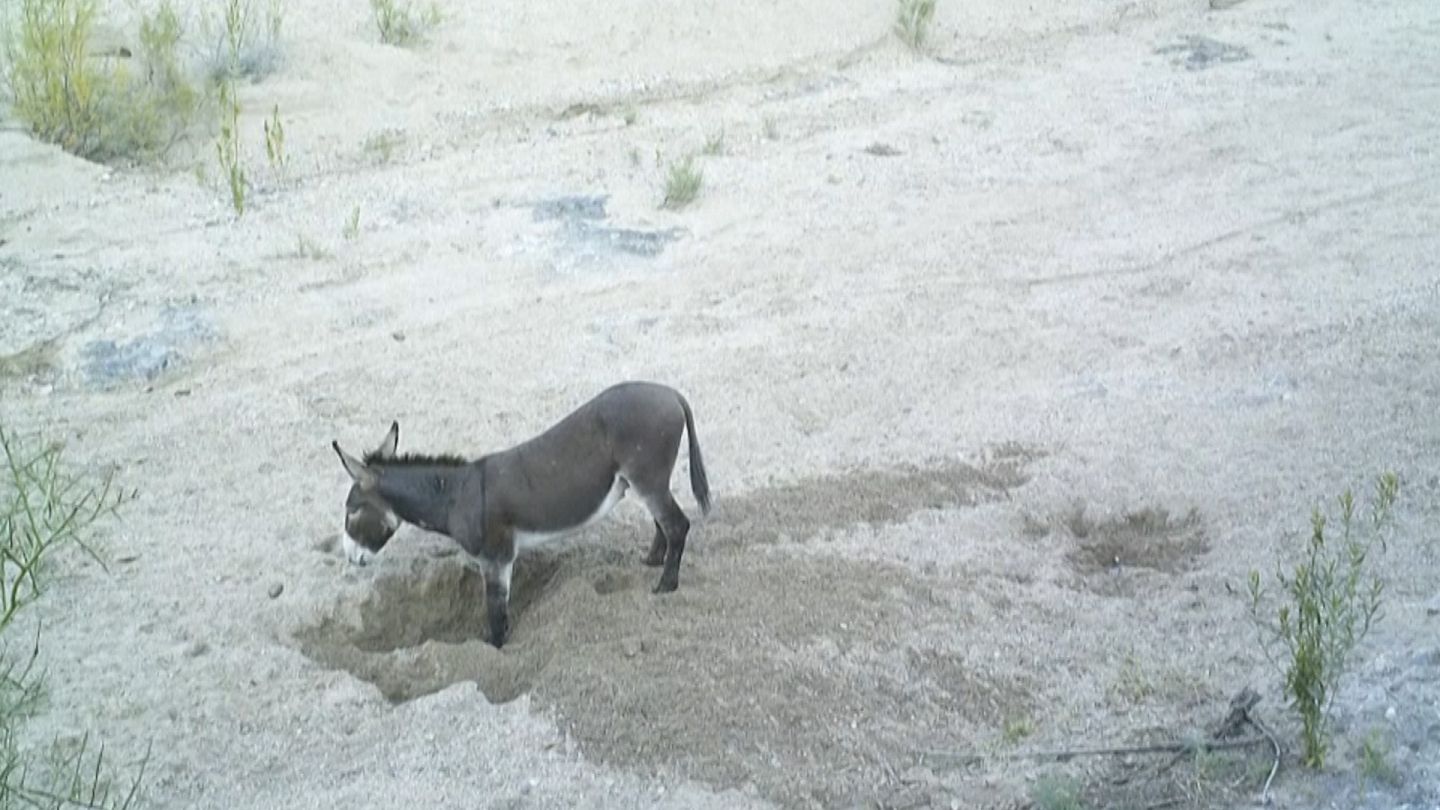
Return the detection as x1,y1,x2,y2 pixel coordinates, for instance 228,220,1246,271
2,0,1439,807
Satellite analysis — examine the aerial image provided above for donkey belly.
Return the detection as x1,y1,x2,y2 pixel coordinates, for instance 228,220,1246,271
513,475,628,552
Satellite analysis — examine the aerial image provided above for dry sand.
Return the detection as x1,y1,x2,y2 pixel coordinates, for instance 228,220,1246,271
2,0,1439,807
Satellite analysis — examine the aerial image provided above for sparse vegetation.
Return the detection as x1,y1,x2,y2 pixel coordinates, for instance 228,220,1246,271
1030,774,1084,810
661,156,703,210
1358,728,1400,790
362,129,404,164
292,233,330,260
205,0,285,82
263,103,286,177
0,424,144,808
343,205,361,240
1001,714,1032,744
215,79,247,215
1247,472,1399,769
370,0,442,47
894,0,938,51
1113,654,1155,703
703,126,726,156
762,116,780,141
2,0,202,164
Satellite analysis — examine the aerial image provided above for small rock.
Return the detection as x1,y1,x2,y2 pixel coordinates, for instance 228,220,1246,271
1386,705,1397,720
391,331,406,342
312,535,338,553
184,641,209,658
622,638,642,658
267,582,284,599
1425,594,1440,616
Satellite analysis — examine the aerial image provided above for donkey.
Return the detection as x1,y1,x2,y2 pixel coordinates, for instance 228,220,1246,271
331,380,711,648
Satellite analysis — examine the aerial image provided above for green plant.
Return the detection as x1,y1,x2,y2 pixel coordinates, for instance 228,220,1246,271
292,234,330,260
215,79,247,215
1113,654,1155,703
0,424,143,808
362,129,403,164
222,0,247,72
661,156,703,209
1029,774,1084,810
894,0,937,50
1247,472,1399,769
370,0,442,47
343,205,361,240
1001,714,1032,744
263,103,286,175
703,126,725,156
3,0,104,156
204,0,284,81
1358,729,1399,790
3,0,201,164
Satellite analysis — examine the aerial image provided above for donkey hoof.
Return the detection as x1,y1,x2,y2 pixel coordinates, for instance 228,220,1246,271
489,621,510,649
642,552,665,567
652,578,679,594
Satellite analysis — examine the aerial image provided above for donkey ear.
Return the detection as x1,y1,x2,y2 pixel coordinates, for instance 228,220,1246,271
333,441,378,490
375,421,399,459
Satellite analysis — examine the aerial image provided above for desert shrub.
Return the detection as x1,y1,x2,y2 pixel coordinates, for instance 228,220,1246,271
661,156,703,210
894,0,937,50
203,0,284,82
2,0,202,164
370,0,441,47
0,424,143,808
1247,472,1399,768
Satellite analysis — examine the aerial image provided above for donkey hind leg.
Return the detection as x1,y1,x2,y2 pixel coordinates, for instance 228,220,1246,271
643,520,667,567
641,492,690,594
483,557,514,648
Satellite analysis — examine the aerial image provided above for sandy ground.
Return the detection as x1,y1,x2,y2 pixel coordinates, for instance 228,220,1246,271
2,0,1439,807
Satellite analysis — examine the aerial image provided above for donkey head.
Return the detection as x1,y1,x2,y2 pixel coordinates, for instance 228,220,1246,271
332,421,401,566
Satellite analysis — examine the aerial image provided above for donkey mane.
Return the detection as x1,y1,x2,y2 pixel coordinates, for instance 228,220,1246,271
364,450,470,467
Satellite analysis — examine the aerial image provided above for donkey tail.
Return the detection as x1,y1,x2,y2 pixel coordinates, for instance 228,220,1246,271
677,392,711,515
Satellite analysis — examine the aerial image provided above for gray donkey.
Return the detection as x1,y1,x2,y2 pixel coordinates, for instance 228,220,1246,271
332,381,711,648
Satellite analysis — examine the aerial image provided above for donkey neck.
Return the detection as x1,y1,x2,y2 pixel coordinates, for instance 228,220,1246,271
375,463,467,535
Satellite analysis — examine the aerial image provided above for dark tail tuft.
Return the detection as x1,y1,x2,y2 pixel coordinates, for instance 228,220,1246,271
678,393,711,515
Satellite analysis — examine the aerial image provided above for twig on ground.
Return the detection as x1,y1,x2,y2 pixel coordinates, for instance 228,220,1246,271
922,734,1270,765
921,688,1282,805
1248,710,1282,804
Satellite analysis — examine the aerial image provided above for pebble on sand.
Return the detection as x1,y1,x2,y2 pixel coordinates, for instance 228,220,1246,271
268,582,285,599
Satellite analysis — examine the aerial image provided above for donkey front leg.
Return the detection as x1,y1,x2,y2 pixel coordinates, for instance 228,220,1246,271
482,556,515,648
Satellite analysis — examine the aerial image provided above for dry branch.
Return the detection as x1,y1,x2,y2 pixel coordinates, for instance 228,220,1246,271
920,688,1283,804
